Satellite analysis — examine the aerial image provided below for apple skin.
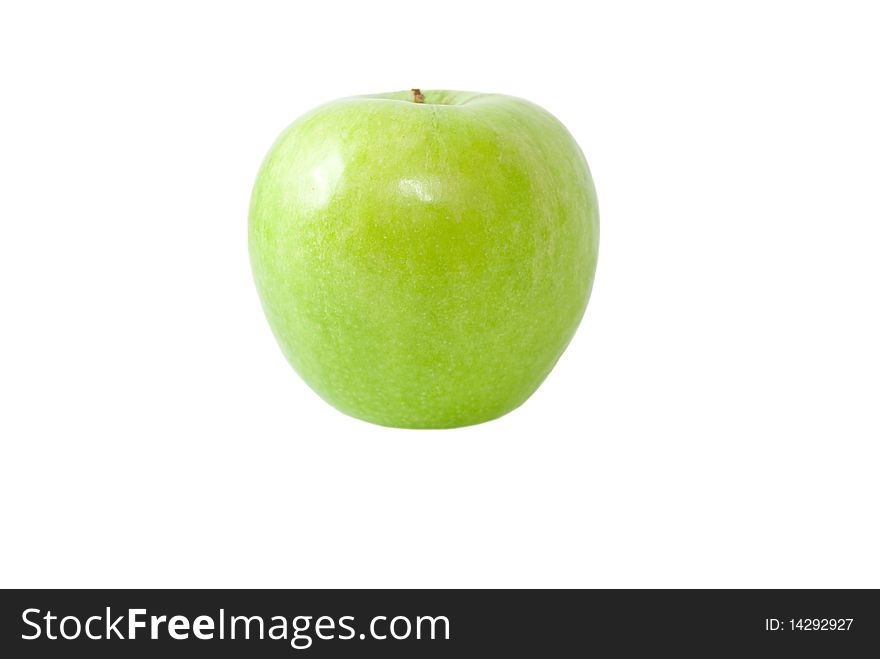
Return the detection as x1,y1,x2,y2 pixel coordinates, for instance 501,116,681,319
249,90,598,428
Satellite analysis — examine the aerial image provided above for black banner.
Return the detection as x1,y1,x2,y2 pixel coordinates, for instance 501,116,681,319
1,589,877,656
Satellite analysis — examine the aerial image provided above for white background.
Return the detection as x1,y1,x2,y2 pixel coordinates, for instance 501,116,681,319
1,1,878,588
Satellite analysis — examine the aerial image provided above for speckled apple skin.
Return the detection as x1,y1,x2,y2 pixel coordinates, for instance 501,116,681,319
249,90,599,428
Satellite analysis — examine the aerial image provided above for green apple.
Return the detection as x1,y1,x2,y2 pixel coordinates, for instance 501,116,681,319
249,89,598,428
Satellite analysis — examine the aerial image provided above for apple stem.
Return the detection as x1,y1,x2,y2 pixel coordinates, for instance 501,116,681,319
411,88,425,104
